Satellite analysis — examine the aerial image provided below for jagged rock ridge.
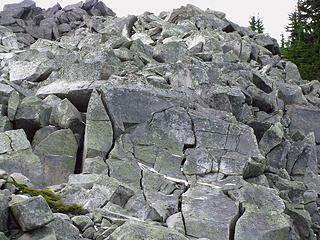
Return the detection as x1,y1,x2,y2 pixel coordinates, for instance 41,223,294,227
0,0,320,239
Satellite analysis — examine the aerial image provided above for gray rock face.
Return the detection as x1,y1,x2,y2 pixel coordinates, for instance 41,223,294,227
0,129,44,186
83,89,113,159
17,227,57,240
14,96,51,140
0,190,10,233
288,105,320,144
0,1,320,239
107,220,188,240
60,174,134,211
101,84,175,136
182,185,239,239
47,215,80,240
10,196,54,232
235,183,292,240
33,129,78,186
7,93,19,124
49,98,82,131
9,61,52,83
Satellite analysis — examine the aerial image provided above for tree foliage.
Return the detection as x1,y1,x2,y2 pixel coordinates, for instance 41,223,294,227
281,0,320,80
249,15,264,33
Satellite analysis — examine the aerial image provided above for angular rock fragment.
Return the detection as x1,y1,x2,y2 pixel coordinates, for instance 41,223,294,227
101,84,175,136
0,1,319,239
61,174,134,211
36,81,103,111
49,98,82,130
34,129,78,186
0,190,10,233
235,183,292,240
259,122,284,155
47,215,80,240
7,91,20,121
9,61,52,83
0,129,44,186
288,105,320,144
182,185,239,239
17,227,57,240
83,89,113,159
107,220,188,240
10,196,54,232
14,96,51,140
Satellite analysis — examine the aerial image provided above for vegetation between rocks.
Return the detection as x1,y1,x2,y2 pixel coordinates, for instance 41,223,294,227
2,177,86,215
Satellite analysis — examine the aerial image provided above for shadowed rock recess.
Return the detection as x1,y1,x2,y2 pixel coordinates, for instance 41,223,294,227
1,1,320,239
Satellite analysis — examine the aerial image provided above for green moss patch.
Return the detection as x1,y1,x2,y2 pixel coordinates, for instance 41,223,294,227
2,177,86,215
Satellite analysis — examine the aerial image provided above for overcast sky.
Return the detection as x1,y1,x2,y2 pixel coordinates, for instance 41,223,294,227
0,0,297,42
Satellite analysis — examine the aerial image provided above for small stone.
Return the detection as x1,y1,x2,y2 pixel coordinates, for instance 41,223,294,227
72,215,93,231
82,226,95,238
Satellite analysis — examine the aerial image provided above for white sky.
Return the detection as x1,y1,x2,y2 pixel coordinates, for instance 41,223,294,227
0,0,297,42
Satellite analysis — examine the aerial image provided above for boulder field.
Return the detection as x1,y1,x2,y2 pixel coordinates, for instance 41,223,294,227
0,1,320,239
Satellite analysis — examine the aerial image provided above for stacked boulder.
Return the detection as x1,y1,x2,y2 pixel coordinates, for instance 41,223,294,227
0,0,115,47
0,1,320,239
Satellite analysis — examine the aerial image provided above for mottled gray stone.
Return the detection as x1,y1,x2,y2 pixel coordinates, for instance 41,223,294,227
49,98,82,130
82,156,109,174
9,61,52,83
83,89,113,159
259,122,284,155
15,96,51,140
17,227,57,240
235,183,292,240
10,196,54,232
285,61,301,82
182,185,239,239
34,129,78,186
107,220,188,240
47,215,80,240
7,91,20,121
288,105,320,144
0,130,44,186
0,190,10,233
153,42,189,63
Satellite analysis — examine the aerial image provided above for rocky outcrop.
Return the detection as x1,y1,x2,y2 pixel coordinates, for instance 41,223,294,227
0,1,320,239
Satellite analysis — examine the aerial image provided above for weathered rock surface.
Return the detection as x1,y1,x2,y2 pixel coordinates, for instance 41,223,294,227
0,1,319,239
9,196,54,231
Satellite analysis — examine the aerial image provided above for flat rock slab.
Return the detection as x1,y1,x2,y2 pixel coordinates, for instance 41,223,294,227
36,80,103,111
288,105,320,144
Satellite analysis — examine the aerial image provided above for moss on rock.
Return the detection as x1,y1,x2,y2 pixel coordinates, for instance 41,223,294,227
2,177,86,215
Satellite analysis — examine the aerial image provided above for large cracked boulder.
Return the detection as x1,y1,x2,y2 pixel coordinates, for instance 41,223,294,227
1,1,320,239
83,89,113,159
235,183,292,240
182,185,239,239
0,129,44,186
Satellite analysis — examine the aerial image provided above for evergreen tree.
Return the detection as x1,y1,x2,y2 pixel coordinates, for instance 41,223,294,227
249,15,264,33
249,16,257,32
256,17,264,33
281,0,320,80
280,33,286,48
